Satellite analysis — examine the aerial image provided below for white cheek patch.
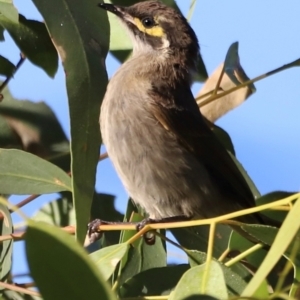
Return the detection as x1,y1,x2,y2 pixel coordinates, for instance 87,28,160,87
160,36,170,49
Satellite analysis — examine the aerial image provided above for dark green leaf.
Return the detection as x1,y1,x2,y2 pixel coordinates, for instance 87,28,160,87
117,208,166,286
140,231,166,271
119,264,190,297
0,25,4,40
170,262,227,300
0,87,69,163
241,224,278,246
172,224,232,259
224,42,255,92
26,220,116,300
91,193,124,245
242,195,300,296
90,243,129,280
119,244,142,286
0,55,14,76
256,191,293,223
228,231,268,270
0,149,72,194
2,290,40,300
0,1,18,24
208,121,235,155
32,0,110,244
194,53,208,82
0,199,13,287
0,15,58,77
33,193,74,227
229,152,260,199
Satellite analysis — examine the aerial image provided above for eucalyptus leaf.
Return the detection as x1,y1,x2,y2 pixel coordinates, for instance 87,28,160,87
90,243,129,280
0,149,72,194
26,220,116,300
0,55,14,76
187,250,247,296
198,43,255,122
0,198,13,288
0,15,58,77
0,0,18,24
32,0,110,243
0,87,69,161
171,261,228,300
119,264,190,298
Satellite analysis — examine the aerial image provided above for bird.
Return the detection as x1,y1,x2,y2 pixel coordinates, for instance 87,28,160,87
89,0,264,241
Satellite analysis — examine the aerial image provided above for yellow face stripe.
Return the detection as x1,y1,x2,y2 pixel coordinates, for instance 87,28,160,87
133,18,164,37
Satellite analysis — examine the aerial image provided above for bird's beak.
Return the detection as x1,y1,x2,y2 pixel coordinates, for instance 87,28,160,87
98,2,138,35
98,3,133,22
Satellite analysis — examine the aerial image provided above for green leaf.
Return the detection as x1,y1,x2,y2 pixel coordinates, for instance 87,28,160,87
0,88,69,163
171,261,228,300
187,250,247,296
0,55,14,76
2,290,40,300
242,195,300,296
33,192,75,226
229,152,260,199
32,0,110,244
116,209,167,287
0,198,13,288
172,224,232,259
0,15,58,77
0,25,4,40
256,191,292,223
140,231,166,271
90,243,129,280
119,244,142,286
224,42,255,92
119,265,190,298
0,0,18,24
228,231,268,271
208,121,235,155
26,220,116,300
194,54,208,82
0,149,72,194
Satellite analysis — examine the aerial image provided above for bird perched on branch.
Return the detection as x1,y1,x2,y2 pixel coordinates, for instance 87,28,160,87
89,0,264,242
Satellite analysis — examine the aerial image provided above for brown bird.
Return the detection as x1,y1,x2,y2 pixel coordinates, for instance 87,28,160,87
89,1,264,242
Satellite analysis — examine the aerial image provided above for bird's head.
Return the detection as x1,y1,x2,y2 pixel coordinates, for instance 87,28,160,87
99,1,200,70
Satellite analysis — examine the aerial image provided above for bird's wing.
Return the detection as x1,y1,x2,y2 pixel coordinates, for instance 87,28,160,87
148,82,256,210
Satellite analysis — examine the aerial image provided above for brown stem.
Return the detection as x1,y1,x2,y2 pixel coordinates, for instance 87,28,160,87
99,152,108,161
0,281,40,297
196,58,300,107
14,194,40,210
0,53,26,95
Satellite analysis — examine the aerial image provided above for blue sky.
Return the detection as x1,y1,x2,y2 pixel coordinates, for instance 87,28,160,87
2,0,300,278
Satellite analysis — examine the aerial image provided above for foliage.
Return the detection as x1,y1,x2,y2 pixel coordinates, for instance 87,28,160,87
0,0,299,299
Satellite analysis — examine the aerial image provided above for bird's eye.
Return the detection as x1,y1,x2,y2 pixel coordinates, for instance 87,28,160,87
141,17,155,28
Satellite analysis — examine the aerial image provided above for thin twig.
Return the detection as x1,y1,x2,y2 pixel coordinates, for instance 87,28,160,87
0,226,75,243
196,58,300,107
0,53,26,94
99,152,108,161
0,281,40,297
225,243,264,267
14,194,40,210
212,64,225,96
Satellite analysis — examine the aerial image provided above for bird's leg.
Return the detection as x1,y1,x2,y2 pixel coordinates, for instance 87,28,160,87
87,219,137,243
88,215,191,244
136,215,191,245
